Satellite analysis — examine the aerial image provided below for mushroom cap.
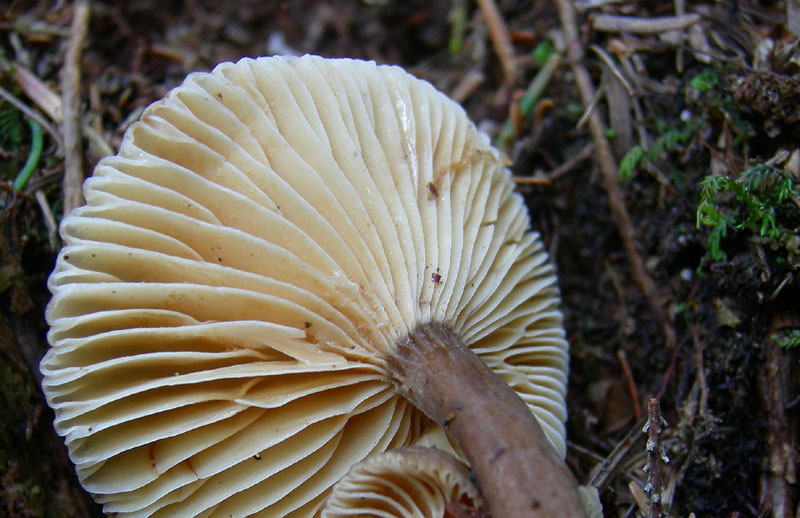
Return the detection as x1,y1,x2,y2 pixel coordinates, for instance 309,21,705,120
320,446,487,518
41,55,569,517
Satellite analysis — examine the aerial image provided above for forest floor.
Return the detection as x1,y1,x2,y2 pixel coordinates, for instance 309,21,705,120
1,1,798,517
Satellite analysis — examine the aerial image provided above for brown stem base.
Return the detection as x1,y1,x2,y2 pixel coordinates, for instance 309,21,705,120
387,322,586,518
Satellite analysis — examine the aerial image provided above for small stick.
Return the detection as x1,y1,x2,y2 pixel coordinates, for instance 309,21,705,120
690,328,708,413
643,398,667,518
476,0,517,84
13,63,63,122
617,349,641,421
576,0,624,10
592,13,701,34
655,334,686,401
675,0,686,71
35,189,60,252
12,63,112,156
555,0,676,352
0,83,63,149
511,89,529,139
449,69,486,104
547,142,594,181
589,44,634,96
574,75,605,130
512,175,552,185
586,414,645,489
60,0,91,216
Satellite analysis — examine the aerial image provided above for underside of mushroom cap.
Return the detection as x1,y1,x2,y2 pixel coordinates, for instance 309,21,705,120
41,55,569,517
320,446,488,518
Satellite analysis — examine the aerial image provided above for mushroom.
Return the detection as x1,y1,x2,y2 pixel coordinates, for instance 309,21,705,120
41,55,585,517
320,446,488,518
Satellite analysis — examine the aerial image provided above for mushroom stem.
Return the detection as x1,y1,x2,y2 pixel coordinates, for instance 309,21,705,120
389,322,587,518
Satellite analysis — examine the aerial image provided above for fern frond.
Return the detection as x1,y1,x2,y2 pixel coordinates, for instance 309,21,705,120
0,100,23,149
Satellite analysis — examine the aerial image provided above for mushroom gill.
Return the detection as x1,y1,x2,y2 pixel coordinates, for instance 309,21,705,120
41,55,573,517
320,446,488,518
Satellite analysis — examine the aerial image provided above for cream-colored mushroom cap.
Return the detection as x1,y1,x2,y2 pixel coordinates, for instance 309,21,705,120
320,446,487,518
41,55,569,517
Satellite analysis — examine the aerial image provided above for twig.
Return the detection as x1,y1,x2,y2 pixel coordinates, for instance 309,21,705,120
628,480,648,514
512,176,552,185
589,44,633,96
12,62,112,156
575,74,606,130
555,0,676,351
547,142,594,181
576,0,624,10
566,440,607,463
476,0,517,84
83,124,114,158
13,63,63,122
617,349,641,421
616,53,676,96
449,68,485,104
656,333,686,401
35,189,60,253
586,415,646,489
60,0,91,216
602,64,634,155
643,399,667,518
675,0,686,71
0,83,63,149
622,502,639,518
690,329,708,413
510,89,524,138
591,13,701,34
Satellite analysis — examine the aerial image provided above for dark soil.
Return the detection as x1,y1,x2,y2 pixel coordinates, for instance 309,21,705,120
1,1,798,517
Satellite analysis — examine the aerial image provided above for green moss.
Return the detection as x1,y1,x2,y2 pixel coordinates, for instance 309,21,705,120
696,164,799,262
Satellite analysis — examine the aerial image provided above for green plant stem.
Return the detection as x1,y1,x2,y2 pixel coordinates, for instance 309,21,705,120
448,0,467,54
497,52,562,146
14,118,43,191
